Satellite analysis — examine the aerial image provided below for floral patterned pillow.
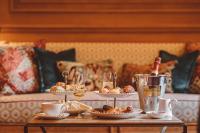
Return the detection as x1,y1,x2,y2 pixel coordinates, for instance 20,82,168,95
185,42,200,93
0,47,39,95
57,59,113,91
118,60,177,93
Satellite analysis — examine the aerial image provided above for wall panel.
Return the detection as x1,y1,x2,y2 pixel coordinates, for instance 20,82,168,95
0,0,200,42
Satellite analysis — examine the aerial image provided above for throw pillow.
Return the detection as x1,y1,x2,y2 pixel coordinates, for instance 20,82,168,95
118,61,177,93
159,50,199,93
57,59,113,91
185,42,200,93
0,47,39,95
34,48,76,92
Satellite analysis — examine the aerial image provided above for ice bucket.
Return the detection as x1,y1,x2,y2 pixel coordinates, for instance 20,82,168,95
133,74,168,113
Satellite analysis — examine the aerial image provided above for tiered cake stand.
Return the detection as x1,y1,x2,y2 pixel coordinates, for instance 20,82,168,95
92,91,143,119
50,91,73,102
94,91,136,108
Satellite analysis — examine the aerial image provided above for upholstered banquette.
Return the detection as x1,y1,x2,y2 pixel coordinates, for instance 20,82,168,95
0,42,199,132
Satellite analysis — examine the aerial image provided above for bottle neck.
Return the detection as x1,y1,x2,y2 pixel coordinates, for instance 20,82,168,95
151,57,161,76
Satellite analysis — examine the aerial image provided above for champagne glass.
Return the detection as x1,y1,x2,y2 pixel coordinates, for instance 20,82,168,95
102,71,113,89
102,71,113,106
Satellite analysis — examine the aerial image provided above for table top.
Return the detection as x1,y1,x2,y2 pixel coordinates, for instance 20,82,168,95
27,115,184,127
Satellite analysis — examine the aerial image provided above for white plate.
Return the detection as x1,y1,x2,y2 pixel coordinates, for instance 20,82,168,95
146,111,167,119
46,89,74,95
94,91,136,98
35,113,70,120
91,108,142,119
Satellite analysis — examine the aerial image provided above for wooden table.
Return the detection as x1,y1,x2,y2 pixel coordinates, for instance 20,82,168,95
24,115,187,133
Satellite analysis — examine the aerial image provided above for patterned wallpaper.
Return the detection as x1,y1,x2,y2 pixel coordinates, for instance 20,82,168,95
1,42,186,70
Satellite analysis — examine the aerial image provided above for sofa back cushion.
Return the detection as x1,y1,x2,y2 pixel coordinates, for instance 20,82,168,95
6,42,185,71
0,46,39,95
34,48,76,92
185,43,200,94
159,50,199,93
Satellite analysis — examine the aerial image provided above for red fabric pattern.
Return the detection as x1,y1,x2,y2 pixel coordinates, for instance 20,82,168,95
0,47,39,95
0,48,22,72
18,67,35,81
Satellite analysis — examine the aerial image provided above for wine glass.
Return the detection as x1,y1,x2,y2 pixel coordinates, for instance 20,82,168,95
102,71,113,89
102,71,114,106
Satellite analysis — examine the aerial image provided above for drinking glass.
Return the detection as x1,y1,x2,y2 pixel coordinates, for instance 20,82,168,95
102,71,113,89
102,71,114,105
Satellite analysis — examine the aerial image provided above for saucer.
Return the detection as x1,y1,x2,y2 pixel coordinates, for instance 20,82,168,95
146,111,167,119
35,113,70,120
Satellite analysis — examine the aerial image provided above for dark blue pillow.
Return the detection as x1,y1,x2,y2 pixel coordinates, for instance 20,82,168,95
34,48,76,92
159,50,199,93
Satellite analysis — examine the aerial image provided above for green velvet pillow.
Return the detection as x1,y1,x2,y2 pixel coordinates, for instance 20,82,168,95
34,48,76,92
159,50,199,93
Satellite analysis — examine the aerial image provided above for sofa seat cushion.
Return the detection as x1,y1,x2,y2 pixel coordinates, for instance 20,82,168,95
0,93,199,123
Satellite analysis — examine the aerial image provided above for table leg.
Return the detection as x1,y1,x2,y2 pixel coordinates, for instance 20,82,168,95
40,126,47,133
24,125,28,133
160,126,167,133
183,124,187,133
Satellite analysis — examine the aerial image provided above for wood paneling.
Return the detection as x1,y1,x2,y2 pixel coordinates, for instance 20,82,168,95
0,0,200,42
10,0,200,13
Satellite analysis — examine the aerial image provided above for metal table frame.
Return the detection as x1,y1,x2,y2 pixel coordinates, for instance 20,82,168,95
24,117,187,133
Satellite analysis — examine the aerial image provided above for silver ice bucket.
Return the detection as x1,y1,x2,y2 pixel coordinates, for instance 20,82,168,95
133,74,168,113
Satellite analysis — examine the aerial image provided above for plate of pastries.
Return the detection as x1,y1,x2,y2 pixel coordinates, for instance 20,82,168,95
95,85,136,98
48,82,86,96
91,105,142,119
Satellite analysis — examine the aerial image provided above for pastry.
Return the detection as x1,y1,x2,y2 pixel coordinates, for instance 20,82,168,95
109,88,120,94
123,85,135,93
123,106,134,113
93,105,134,114
106,108,117,113
103,105,113,111
100,88,109,94
50,85,65,92
66,101,92,112
56,82,66,88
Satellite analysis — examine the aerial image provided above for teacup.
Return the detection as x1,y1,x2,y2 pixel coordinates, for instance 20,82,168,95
41,102,66,116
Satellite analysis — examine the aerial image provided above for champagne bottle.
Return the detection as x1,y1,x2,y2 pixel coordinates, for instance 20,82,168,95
151,57,161,76
150,57,161,96
148,57,161,112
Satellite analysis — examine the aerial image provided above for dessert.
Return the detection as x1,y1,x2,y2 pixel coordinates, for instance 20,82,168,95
50,85,65,93
99,86,135,94
100,88,109,93
50,82,86,96
123,85,135,93
66,101,92,114
103,105,113,111
93,105,134,114
56,82,66,88
100,87,121,94
123,106,134,113
109,88,121,94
